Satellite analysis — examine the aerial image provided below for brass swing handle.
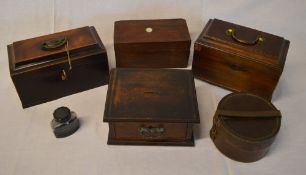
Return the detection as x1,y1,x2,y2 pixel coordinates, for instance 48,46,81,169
41,37,67,50
226,28,264,45
139,126,165,138
41,37,72,81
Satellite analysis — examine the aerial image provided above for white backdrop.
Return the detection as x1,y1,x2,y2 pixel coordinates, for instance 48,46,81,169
0,0,305,174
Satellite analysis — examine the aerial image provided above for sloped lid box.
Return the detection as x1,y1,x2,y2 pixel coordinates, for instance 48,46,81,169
8,26,109,108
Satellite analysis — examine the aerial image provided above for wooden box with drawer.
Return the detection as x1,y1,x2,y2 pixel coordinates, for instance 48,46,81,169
103,68,200,146
8,26,109,108
192,19,290,100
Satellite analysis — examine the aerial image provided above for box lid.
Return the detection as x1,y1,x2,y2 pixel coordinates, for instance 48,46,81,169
216,93,281,141
103,68,200,123
197,19,290,70
114,19,191,44
9,26,105,71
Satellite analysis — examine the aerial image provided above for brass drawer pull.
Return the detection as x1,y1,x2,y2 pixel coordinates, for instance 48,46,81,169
139,126,165,138
226,28,264,45
41,37,72,81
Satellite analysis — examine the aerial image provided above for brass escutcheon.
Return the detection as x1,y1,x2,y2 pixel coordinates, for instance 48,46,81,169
139,126,164,138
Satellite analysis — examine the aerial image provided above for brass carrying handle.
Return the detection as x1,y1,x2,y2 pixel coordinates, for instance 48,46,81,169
42,37,67,50
139,126,164,138
41,37,72,81
226,28,264,45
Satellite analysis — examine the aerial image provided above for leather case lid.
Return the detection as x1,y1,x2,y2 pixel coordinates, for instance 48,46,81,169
114,19,191,44
197,19,290,70
103,68,200,123
11,26,104,69
218,93,281,141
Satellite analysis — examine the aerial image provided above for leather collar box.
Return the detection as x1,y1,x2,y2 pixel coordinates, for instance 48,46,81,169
210,93,281,162
103,69,200,146
114,19,191,68
8,26,109,108
192,19,290,100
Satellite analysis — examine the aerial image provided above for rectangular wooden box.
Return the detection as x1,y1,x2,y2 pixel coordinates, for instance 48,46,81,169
192,19,290,100
114,19,191,68
8,26,109,108
103,69,200,146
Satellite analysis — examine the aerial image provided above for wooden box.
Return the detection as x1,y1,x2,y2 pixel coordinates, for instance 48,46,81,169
210,93,281,162
192,19,290,100
8,26,109,108
114,19,191,68
103,69,200,146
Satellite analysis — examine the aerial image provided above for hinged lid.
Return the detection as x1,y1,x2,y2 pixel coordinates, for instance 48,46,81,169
10,26,105,70
114,19,191,44
217,93,281,141
103,68,200,123
197,19,290,70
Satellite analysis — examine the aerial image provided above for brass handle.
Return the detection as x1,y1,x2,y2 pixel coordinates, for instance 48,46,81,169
41,37,67,50
226,28,264,45
139,126,164,138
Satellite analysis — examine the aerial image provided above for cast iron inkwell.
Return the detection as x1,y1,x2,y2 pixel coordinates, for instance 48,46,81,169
51,107,80,138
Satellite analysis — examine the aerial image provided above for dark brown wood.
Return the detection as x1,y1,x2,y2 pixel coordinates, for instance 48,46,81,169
8,26,109,108
114,19,191,68
103,68,199,146
192,19,290,100
112,122,187,140
210,93,281,162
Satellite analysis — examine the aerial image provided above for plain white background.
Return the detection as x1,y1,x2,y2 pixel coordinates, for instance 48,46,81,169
0,0,306,174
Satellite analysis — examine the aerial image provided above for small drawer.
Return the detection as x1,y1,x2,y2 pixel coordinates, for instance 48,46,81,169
110,122,188,141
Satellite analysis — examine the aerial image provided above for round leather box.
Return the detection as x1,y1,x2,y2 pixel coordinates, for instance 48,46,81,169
210,93,281,162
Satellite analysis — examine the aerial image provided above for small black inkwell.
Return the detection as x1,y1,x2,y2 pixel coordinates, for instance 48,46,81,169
51,107,80,138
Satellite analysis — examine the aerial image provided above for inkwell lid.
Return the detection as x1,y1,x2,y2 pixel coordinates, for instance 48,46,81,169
53,106,71,123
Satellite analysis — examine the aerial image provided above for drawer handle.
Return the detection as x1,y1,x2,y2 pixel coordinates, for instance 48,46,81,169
224,62,246,71
139,126,165,138
41,37,72,81
226,28,264,45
